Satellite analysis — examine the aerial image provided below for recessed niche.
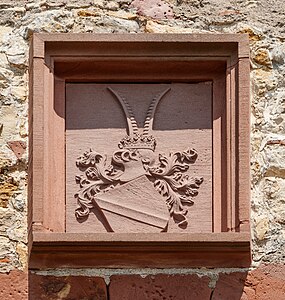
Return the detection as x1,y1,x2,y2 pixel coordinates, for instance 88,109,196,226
29,34,250,268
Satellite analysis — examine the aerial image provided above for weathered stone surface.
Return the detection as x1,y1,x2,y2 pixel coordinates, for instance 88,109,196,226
0,105,17,137
255,217,269,240
0,236,22,272
145,20,195,33
212,265,285,300
109,274,212,300
105,1,120,11
107,10,137,20
252,48,273,69
264,146,285,177
212,272,248,300
4,35,28,67
16,242,27,270
0,0,283,292
73,12,139,33
7,141,26,159
131,0,173,19
245,264,285,300
238,26,262,42
0,181,17,207
65,0,93,9
29,274,107,300
0,270,28,299
0,207,14,235
77,9,100,17
11,192,26,212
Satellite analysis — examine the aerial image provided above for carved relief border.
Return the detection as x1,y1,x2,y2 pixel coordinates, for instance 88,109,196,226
29,34,250,268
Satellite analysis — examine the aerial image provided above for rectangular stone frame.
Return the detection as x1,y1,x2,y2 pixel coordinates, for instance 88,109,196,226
29,34,250,268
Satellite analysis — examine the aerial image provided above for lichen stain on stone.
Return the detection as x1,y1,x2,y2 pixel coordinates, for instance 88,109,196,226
57,283,71,299
253,69,276,96
238,27,262,41
16,242,27,270
43,280,66,296
253,49,273,69
77,10,99,17
265,167,285,179
0,182,18,208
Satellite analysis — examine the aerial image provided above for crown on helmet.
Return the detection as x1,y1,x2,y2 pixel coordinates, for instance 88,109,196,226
107,87,171,153
118,133,156,152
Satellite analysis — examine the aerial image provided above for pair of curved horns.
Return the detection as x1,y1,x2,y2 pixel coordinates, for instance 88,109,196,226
107,87,171,137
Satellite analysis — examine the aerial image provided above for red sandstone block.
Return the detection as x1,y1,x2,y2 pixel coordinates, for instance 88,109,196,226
212,264,285,300
245,264,285,300
29,273,107,300
109,274,212,300
212,272,248,300
0,270,28,300
130,0,174,19
7,141,26,159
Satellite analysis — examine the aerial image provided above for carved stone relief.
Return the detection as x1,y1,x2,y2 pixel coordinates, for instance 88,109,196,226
66,83,212,233
74,87,203,232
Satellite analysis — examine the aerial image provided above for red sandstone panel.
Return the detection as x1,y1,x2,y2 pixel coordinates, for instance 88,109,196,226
66,83,212,233
29,34,250,268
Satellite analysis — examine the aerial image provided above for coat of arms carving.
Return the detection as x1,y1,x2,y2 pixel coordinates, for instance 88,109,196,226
74,87,204,232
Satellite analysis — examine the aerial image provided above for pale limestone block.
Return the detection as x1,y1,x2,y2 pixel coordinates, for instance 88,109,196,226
264,146,285,177
145,20,194,33
7,220,27,243
16,242,27,270
105,1,119,11
0,26,12,45
255,217,269,240
0,53,9,68
0,106,18,140
107,10,137,20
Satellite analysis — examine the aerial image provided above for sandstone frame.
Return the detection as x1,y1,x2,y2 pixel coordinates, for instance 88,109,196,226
29,34,250,268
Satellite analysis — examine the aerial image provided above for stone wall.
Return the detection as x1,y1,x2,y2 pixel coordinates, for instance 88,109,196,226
0,0,284,299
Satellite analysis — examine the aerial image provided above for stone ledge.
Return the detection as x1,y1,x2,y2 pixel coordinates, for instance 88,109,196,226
29,232,251,268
